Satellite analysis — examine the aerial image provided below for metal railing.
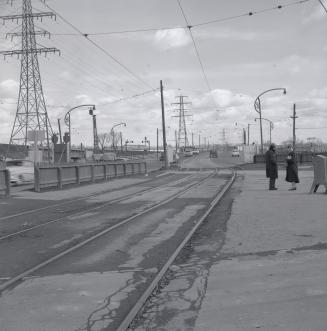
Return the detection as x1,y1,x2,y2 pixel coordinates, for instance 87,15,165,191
0,169,10,197
34,161,147,192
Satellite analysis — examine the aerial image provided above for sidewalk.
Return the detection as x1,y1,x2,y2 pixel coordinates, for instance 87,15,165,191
195,169,327,331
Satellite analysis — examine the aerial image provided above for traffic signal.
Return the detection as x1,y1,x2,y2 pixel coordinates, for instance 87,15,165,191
63,132,70,143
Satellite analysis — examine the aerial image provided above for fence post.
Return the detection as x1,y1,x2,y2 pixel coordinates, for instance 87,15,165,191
5,170,10,196
131,163,135,175
123,163,127,176
91,165,95,182
34,165,40,192
58,167,63,189
76,165,80,184
114,164,117,177
103,164,107,180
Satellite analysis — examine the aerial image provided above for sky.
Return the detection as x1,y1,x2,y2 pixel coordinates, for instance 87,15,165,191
0,0,326,148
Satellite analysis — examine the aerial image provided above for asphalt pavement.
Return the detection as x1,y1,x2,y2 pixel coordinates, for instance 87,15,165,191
194,168,327,331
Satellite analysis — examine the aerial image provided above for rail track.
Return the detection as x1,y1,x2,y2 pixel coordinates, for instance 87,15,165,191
0,172,188,222
0,170,222,295
0,173,195,241
117,170,236,331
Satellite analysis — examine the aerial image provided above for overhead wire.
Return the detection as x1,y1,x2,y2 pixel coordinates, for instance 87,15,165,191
176,0,219,110
39,0,155,91
318,0,327,13
9,0,309,37
32,3,153,94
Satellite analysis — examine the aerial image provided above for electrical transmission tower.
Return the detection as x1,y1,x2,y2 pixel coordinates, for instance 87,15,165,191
172,95,192,150
0,0,60,158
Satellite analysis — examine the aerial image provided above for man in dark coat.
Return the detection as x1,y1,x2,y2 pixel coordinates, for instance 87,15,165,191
286,145,299,190
265,143,278,190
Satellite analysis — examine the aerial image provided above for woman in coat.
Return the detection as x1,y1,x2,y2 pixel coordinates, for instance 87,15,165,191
286,145,299,190
265,143,278,190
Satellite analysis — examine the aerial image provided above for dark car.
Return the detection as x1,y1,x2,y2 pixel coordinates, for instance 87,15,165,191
209,150,218,158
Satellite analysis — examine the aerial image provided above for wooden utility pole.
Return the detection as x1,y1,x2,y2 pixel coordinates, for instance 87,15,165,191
156,128,159,159
57,118,62,144
160,80,169,169
290,103,298,151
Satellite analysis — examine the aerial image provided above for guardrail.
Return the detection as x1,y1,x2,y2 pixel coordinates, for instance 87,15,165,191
34,161,147,192
254,152,327,164
0,169,10,197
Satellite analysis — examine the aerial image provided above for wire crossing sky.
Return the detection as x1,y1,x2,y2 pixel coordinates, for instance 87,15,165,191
0,0,326,147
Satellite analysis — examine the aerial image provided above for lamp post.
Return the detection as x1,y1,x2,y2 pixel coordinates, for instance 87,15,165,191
254,88,286,154
64,104,96,160
255,117,274,145
110,122,126,151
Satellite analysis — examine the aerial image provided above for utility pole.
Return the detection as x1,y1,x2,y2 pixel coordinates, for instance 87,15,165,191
160,80,169,169
0,0,60,160
58,119,63,144
172,95,192,151
290,103,298,151
156,128,159,159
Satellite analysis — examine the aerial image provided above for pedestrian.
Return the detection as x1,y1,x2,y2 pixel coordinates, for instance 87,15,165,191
265,143,278,190
286,145,299,190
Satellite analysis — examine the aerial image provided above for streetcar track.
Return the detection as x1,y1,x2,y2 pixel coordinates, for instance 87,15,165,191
0,174,196,241
117,170,236,331
0,171,217,294
0,172,183,222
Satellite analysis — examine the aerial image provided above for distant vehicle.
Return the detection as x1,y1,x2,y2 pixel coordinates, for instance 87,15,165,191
209,150,218,158
193,149,200,155
115,157,129,162
232,148,240,157
6,159,34,185
183,149,193,157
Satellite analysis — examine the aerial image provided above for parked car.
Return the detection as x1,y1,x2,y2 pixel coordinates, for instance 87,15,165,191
193,149,200,155
6,159,34,185
183,149,193,157
232,148,240,157
209,150,218,158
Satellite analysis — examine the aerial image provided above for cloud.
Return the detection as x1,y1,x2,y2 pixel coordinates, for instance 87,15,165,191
302,3,326,24
0,79,19,99
195,28,274,42
153,29,191,50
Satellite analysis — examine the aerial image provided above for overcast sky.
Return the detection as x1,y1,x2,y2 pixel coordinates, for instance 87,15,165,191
0,0,326,147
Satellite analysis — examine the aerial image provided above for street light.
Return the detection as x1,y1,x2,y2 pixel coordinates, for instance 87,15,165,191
254,88,286,154
64,104,96,160
110,122,126,151
255,117,274,145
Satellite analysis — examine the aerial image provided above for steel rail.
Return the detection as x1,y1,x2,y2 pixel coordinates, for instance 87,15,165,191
117,170,236,331
0,171,216,294
0,174,195,241
0,173,186,222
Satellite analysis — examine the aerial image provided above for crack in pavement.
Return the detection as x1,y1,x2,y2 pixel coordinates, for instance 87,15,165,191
217,241,327,260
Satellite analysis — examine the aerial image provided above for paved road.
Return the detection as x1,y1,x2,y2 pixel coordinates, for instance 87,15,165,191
0,152,241,331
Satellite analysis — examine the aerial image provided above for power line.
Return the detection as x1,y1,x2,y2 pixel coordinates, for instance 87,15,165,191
192,0,311,28
176,0,218,110
318,0,327,13
39,0,155,91
3,0,304,37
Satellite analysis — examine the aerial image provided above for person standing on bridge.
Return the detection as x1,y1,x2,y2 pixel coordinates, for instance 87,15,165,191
285,145,299,190
265,143,278,190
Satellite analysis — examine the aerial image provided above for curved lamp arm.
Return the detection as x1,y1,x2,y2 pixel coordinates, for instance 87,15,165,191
64,104,95,126
254,88,286,114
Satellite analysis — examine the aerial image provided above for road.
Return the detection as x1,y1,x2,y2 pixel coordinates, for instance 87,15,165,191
0,150,242,331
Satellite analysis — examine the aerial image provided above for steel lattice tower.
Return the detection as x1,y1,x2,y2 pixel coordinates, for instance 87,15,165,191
172,95,191,150
0,0,59,155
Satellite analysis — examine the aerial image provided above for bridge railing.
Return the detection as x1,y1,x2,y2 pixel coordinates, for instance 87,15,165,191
34,161,147,192
0,169,10,197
